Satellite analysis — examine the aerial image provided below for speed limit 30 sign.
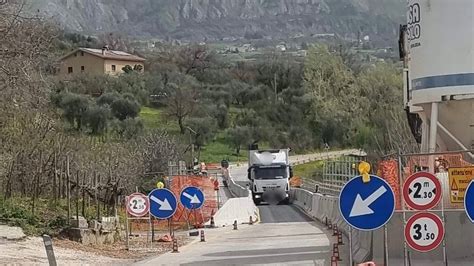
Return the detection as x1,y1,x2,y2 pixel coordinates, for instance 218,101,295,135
126,193,150,217
405,212,444,252
403,172,442,210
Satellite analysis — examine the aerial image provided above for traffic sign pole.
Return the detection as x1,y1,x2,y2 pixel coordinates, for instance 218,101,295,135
126,193,150,217
148,188,178,219
401,170,447,262
124,193,153,251
180,186,205,210
398,155,408,266
404,212,444,252
403,172,441,210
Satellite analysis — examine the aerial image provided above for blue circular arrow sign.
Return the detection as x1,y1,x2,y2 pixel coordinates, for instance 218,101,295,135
339,175,395,231
180,186,205,210
148,188,177,219
464,180,474,223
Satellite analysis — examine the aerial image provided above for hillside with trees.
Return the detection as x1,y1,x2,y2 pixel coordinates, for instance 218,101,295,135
0,1,416,234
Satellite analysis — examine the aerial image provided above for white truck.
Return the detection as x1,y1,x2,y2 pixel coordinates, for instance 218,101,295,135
248,149,293,205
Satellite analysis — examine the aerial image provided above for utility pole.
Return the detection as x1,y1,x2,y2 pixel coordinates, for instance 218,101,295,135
187,127,197,170
190,133,194,168
273,73,278,103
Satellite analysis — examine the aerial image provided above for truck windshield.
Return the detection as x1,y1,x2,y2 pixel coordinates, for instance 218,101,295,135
254,167,287,180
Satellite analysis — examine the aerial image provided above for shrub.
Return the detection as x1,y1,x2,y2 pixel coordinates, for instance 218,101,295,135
110,98,140,121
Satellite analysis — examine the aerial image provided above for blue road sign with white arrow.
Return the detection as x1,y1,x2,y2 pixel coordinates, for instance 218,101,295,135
148,188,177,219
464,180,474,223
339,175,395,231
180,186,205,210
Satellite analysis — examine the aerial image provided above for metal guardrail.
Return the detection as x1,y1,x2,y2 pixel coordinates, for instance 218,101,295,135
301,177,345,196
300,154,366,196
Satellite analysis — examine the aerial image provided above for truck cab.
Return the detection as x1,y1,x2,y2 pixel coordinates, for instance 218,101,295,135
248,149,292,205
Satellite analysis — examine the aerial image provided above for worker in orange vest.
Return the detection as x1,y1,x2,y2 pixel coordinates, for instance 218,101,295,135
200,162,208,176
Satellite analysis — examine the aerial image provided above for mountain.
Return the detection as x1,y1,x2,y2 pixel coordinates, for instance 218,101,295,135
26,0,406,46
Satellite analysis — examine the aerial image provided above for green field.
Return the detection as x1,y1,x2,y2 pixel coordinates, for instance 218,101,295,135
293,160,324,178
140,107,181,134
139,107,244,163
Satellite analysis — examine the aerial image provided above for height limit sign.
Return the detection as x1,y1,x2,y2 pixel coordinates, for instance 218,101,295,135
403,172,442,210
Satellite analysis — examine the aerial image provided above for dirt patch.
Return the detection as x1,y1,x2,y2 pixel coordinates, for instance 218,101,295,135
0,232,193,265
55,234,192,260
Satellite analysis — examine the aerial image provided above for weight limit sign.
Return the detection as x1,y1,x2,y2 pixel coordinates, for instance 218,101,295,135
405,212,444,252
403,172,442,210
126,193,150,217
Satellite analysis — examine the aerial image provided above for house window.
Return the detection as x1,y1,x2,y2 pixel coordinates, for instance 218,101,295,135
68,67,73,74
81,66,85,72
111,65,116,72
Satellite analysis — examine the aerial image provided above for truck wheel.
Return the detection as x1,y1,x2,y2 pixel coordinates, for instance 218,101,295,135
253,198,261,205
280,198,290,205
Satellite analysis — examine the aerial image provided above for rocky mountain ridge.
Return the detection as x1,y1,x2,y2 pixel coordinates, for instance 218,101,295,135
27,0,405,45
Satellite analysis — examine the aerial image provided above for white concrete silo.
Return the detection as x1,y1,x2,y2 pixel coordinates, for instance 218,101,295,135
405,0,474,159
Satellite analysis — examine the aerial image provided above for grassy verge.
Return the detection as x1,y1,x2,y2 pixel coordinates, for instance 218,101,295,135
199,135,248,163
140,106,180,134
293,160,325,179
139,107,244,163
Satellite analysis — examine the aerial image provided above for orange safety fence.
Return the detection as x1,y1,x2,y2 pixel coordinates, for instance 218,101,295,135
377,153,472,210
377,159,401,210
206,163,221,171
290,176,303,188
169,175,218,227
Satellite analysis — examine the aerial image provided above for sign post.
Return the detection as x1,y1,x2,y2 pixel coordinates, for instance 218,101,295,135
126,193,150,217
180,186,205,210
339,175,395,231
403,172,442,210
125,193,151,250
148,188,178,243
404,212,444,252
148,189,178,219
42,235,57,266
180,186,205,229
402,171,445,256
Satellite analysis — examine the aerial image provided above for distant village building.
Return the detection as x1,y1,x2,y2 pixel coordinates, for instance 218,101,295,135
59,46,145,77
276,44,287,52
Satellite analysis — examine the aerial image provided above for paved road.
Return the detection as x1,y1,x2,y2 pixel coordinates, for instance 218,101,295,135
137,152,352,265
137,218,332,265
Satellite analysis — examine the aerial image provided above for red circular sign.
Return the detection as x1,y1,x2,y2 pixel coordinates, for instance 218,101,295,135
405,212,444,252
126,193,150,217
403,172,442,210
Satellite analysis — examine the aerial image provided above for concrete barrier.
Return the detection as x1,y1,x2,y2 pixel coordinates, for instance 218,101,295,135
290,188,373,264
209,195,258,227
228,178,249,198
208,168,258,227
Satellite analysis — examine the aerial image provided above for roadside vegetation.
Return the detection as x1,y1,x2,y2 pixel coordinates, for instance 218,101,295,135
0,1,417,235
293,161,325,179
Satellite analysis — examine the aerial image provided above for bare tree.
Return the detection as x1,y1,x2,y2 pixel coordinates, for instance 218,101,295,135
0,1,58,114
165,82,198,134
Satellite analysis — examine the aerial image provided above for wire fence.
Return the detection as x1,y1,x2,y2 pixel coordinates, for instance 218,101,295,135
301,155,366,195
